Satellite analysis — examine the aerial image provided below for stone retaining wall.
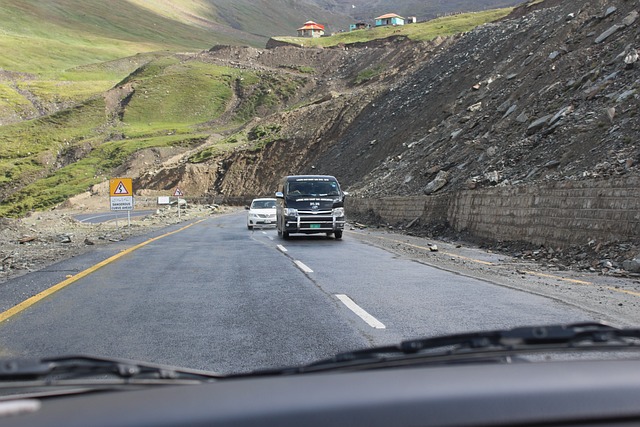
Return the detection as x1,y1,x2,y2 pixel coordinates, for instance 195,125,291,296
347,177,640,248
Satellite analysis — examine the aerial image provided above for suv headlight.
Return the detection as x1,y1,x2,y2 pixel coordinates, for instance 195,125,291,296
284,208,298,217
332,207,345,217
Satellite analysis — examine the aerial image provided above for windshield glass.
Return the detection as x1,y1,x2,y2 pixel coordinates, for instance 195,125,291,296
251,200,276,209
0,0,639,398
287,180,340,196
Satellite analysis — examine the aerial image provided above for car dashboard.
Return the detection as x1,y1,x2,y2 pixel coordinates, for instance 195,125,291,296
3,358,640,427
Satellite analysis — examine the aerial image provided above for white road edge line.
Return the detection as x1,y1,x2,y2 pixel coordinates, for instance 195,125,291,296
277,245,288,252
335,294,386,329
294,260,313,274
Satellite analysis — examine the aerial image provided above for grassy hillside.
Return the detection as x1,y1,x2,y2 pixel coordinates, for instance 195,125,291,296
0,52,308,216
0,0,352,126
0,0,253,128
272,7,513,47
0,0,241,75
0,0,354,76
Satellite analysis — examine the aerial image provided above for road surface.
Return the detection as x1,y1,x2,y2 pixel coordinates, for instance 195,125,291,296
75,210,158,224
0,211,626,374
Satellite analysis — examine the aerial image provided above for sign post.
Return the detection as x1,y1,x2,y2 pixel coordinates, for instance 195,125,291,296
173,188,184,219
110,178,134,226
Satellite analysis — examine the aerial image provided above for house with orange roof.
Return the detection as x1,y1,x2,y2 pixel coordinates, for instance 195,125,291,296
297,21,325,37
375,13,405,27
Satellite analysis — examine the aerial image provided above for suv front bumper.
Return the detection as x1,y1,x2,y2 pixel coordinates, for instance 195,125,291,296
284,211,345,233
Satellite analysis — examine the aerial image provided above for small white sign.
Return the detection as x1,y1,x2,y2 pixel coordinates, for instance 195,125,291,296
157,196,170,205
110,196,134,211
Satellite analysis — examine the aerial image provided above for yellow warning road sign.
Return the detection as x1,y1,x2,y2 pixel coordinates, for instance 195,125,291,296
110,178,133,197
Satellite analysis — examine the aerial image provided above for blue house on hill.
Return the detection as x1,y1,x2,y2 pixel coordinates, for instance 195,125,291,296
375,13,405,27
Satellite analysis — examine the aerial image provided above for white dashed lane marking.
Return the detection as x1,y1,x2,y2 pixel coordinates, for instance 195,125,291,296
294,260,313,274
335,294,386,329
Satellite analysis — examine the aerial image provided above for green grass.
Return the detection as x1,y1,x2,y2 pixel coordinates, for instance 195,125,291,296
0,0,243,122
187,122,282,164
246,123,282,151
0,98,107,198
123,61,234,131
279,65,316,74
0,0,230,75
354,65,386,85
188,133,247,163
0,99,106,161
272,8,513,47
234,72,307,123
0,55,264,184
0,83,36,119
16,80,113,105
0,52,172,129
0,133,207,217
121,60,264,136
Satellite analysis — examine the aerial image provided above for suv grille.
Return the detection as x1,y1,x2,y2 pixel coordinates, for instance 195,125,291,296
286,210,345,231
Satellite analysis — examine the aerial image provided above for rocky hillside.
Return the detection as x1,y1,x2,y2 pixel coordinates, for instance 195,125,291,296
182,0,638,203
342,0,640,197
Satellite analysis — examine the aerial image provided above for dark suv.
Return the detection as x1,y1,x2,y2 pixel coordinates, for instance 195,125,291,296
275,175,347,239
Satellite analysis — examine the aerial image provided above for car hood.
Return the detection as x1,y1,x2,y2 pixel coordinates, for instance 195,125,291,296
250,208,276,214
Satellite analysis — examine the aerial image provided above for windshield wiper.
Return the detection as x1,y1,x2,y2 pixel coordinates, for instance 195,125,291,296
0,354,223,383
248,322,640,375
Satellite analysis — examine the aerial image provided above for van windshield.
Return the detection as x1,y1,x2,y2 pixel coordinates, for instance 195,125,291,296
287,181,340,197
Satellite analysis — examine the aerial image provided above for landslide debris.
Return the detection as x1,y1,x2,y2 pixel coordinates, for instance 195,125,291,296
327,0,640,197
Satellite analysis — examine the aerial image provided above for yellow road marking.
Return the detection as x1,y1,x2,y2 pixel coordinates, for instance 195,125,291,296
521,271,593,286
0,219,207,324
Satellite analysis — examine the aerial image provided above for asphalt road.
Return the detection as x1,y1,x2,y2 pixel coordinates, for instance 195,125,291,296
75,210,158,224
0,211,596,374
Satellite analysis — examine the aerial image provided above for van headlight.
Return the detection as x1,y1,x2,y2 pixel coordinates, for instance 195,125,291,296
332,207,345,217
284,208,298,217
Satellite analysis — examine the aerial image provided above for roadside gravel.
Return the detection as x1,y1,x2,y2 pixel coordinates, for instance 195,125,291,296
347,226,640,327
